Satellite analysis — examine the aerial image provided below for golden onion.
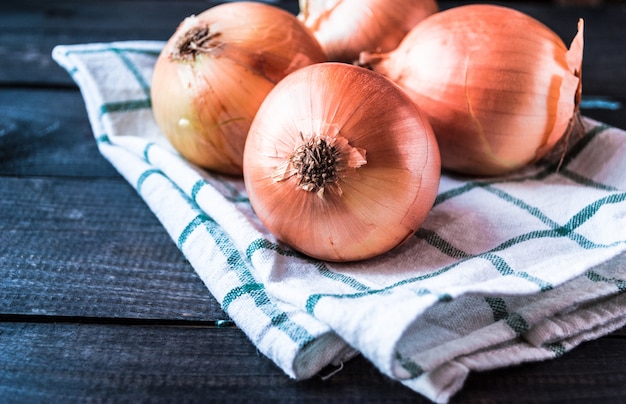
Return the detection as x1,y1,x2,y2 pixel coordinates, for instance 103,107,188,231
151,2,326,175
298,0,438,63
361,4,584,176
243,63,441,262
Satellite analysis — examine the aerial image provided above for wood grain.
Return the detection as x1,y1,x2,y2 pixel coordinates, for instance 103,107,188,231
0,322,423,402
0,175,225,320
0,89,117,177
1,1,626,402
1,322,625,402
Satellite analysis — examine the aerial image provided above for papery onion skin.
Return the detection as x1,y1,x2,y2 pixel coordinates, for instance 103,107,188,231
151,2,327,176
243,63,441,262
298,0,438,63
360,4,584,176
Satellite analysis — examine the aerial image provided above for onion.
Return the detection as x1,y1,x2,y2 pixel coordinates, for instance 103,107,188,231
360,4,584,176
298,0,438,63
151,2,326,176
243,63,441,262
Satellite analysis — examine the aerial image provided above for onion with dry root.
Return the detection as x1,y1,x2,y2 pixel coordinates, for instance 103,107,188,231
360,4,584,176
298,0,438,63
151,2,326,176
243,63,441,262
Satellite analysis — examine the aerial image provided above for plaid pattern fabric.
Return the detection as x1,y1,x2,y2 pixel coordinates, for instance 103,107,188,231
53,41,626,403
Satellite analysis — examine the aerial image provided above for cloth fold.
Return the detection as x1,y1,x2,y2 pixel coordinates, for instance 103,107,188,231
53,41,626,403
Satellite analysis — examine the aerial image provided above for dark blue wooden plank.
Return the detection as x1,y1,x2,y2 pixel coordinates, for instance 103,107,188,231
0,322,422,402
1,322,625,402
0,88,118,177
0,0,298,86
0,175,225,321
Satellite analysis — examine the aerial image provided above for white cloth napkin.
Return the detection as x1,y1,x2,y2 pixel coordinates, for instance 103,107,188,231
53,41,626,403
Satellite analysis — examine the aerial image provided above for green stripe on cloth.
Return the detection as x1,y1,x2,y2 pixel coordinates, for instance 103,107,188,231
514,272,553,291
483,185,561,228
548,342,567,358
305,284,439,315
305,295,323,314
191,180,205,202
222,283,268,310
586,271,626,291
100,99,151,116
136,169,163,194
417,230,554,290
112,48,151,96
178,214,209,251
142,142,156,164
483,252,514,276
396,352,425,378
176,211,317,348
558,169,619,191
485,297,509,322
95,134,111,144
485,298,532,336
190,179,249,204
415,228,471,259
566,192,626,232
246,238,371,291
506,313,530,336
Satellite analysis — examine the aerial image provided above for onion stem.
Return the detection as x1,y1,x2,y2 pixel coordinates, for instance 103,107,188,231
172,25,221,60
292,136,340,193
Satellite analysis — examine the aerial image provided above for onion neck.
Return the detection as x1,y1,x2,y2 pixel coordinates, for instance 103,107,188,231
292,136,340,194
357,51,395,79
272,134,367,199
171,21,222,61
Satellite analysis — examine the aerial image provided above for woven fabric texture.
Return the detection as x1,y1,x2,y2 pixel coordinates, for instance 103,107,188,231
53,41,626,403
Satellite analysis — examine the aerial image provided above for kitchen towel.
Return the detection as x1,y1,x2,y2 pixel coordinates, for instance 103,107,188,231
53,41,626,403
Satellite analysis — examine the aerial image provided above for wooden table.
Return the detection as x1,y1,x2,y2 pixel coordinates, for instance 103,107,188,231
2,0,625,401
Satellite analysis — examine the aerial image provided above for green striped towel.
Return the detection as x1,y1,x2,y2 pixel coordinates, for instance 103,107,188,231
53,41,626,403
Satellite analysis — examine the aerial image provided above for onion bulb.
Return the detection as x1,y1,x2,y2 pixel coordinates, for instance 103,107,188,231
298,0,438,63
360,4,584,176
151,2,326,176
243,63,440,262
